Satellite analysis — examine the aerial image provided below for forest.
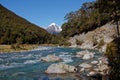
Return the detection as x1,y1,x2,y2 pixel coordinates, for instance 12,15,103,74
60,0,120,38
0,4,59,45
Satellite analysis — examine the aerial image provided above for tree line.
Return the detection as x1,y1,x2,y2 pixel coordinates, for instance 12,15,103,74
0,4,62,45
60,0,120,38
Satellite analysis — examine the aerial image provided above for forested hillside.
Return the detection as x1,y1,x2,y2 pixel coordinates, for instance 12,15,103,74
0,4,54,44
61,0,120,38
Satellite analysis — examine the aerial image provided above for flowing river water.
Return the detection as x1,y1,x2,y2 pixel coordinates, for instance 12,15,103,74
0,46,102,80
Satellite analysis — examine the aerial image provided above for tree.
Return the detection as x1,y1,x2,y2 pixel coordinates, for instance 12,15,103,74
61,2,98,37
95,0,120,80
95,0,120,37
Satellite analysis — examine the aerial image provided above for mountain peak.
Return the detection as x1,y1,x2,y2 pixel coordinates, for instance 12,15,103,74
46,23,62,34
49,23,56,26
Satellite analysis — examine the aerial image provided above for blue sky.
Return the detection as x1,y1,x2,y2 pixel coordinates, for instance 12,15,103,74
0,0,95,29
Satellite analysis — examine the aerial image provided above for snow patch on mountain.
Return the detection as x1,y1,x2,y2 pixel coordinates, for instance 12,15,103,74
46,23,62,34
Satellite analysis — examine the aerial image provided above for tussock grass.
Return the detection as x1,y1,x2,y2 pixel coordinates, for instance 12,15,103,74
0,44,38,53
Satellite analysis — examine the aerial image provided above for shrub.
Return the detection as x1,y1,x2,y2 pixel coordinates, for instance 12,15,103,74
11,44,16,50
105,37,120,80
76,39,84,45
92,37,98,46
97,38,105,49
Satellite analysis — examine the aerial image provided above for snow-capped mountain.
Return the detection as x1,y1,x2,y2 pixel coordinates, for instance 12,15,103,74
46,23,62,34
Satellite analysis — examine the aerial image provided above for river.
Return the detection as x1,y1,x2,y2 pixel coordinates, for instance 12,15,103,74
0,46,102,80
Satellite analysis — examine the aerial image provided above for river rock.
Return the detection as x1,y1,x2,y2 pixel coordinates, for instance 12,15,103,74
87,71,97,76
79,63,92,69
98,56,108,65
76,50,87,57
41,55,62,62
82,53,94,60
45,63,77,74
91,60,98,65
76,50,95,60
98,64,109,75
88,71,102,79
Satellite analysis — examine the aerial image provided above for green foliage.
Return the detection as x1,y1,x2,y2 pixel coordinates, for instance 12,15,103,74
92,37,98,46
61,2,104,37
60,0,120,38
105,38,120,58
105,38,120,80
11,44,16,50
96,1,120,79
0,4,55,44
58,37,71,46
63,41,71,46
95,0,120,37
76,39,84,45
92,36,105,48
97,38,105,49
10,44,20,50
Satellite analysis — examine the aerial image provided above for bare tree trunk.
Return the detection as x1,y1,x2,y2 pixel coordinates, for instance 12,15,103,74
114,4,120,37
116,20,119,37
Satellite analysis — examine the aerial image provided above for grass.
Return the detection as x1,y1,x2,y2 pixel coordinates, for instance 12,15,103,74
0,44,38,53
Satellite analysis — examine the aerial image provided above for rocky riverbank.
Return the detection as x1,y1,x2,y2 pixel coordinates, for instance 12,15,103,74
43,50,109,79
76,50,109,76
69,23,117,52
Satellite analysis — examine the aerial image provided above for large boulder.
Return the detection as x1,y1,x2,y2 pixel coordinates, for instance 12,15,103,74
41,55,62,62
45,63,77,74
